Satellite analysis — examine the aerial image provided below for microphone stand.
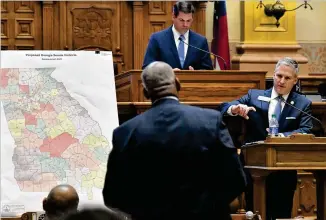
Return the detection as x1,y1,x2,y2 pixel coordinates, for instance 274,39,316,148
281,99,325,136
179,39,228,70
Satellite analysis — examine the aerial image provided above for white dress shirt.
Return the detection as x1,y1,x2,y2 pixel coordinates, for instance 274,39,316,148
152,96,179,105
172,25,189,59
268,87,289,122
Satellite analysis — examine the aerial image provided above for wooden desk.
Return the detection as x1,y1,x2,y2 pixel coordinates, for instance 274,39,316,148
117,102,326,135
231,214,246,220
242,135,326,220
1,218,20,220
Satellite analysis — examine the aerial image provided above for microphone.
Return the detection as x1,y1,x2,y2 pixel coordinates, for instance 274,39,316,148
179,38,228,70
245,211,254,219
245,211,262,220
281,98,325,136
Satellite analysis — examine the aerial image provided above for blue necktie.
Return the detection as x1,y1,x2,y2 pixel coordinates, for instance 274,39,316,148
178,35,185,68
274,96,284,122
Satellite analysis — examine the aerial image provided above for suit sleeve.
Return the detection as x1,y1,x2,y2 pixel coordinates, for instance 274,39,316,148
219,90,252,115
199,39,213,70
214,112,247,204
283,100,313,136
102,130,124,209
142,34,159,69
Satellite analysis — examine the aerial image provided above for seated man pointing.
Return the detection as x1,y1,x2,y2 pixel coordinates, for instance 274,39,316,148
220,57,313,220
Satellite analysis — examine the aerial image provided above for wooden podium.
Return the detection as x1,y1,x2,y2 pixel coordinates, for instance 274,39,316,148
242,134,326,220
115,70,266,102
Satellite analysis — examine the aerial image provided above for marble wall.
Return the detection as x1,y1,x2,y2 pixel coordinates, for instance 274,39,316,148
205,1,326,73
299,43,326,73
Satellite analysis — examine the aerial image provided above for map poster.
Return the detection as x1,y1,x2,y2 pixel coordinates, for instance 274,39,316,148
0,51,119,215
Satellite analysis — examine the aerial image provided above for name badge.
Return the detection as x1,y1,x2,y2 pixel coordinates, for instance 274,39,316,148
258,96,271,102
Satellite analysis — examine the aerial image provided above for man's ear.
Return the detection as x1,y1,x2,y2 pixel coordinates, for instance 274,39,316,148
175,77,181,92
43,198,48,211
273,72,277,80
143,88,150,99
294,76,298,85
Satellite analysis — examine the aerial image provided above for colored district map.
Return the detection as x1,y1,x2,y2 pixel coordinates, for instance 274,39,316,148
0,68,110,199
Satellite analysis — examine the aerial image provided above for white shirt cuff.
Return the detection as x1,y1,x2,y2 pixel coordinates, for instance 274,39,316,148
227,105,238,116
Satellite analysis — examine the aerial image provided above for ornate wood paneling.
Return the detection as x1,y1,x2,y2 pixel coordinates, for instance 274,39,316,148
61,2,126,74
1,1,207,72
133,1,145,69
191,2,207,37
42,1,54,50
148,1,169,34
1,2,8,12
120,2,133,72
16,19,34,39
1,19,8,39
150,22,166,33
14,1,34,13
66,2,118,51
293,172,317,217
1,1,42,50
70,6,114,50
149,2,166,15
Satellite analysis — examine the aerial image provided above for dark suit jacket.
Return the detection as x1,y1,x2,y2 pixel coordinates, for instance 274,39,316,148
142,26,213,70
219,88,313,144
103,98,246,220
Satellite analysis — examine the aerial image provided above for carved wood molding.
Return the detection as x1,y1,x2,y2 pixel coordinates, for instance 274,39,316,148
297,175,317,215
70,5,114,51
195,2,207,36
42,1,54,49
133,1,145,69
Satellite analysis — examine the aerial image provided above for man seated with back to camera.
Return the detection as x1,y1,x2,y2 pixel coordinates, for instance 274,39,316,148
64,208,132,220
219,57,313,220
43,184,79,220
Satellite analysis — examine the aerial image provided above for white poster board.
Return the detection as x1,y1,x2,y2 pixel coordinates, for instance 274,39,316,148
0,51,119,215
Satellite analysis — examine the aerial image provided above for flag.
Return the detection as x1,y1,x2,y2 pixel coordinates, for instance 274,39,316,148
211,1,231,70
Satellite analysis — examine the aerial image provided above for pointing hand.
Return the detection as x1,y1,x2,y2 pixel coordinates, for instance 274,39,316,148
231,104,256,120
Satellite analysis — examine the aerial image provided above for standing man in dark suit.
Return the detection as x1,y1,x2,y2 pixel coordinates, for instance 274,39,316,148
142,1,213,70
103,61,246,220
220,57,313,220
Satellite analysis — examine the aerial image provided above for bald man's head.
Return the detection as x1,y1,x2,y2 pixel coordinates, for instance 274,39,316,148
141,61,181,102
43,184,79,218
